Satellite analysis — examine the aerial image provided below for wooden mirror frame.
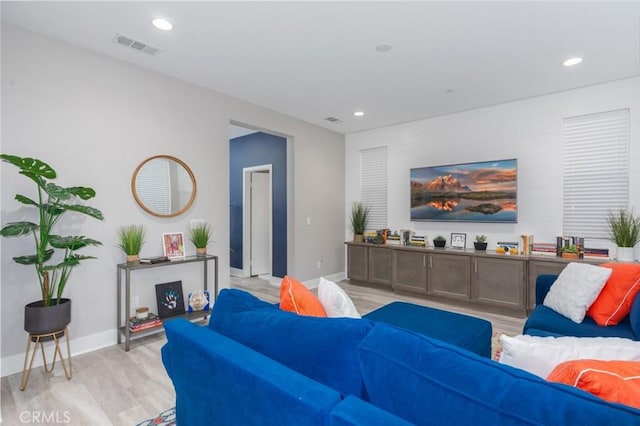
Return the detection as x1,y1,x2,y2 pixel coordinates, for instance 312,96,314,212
131,155,197,218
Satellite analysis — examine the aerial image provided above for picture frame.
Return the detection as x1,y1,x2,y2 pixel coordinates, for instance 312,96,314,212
450,232,467,249
155,280,186,319
410,158,517,223
163,232,185,259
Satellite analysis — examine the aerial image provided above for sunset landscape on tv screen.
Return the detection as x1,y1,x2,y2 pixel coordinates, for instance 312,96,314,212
410,159,517,222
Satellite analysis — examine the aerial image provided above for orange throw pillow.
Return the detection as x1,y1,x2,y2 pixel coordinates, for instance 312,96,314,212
548,359,640,409
279,275,327,317
587,263,640,326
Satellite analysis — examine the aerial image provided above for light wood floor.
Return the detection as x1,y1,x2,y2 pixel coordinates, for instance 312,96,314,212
0,276,525,425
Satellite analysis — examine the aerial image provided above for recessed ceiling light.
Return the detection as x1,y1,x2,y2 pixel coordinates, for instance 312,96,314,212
376,43,392,53
152,18,173,31
354,111,365,117
562,57,582,67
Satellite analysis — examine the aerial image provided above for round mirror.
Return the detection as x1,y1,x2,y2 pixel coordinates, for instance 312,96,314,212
131,155,197,217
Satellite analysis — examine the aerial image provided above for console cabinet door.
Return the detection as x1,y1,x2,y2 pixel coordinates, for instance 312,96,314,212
427,253,471,300
369,247,393,287
347,245,369,282
472,257,526,316
394,250,427,294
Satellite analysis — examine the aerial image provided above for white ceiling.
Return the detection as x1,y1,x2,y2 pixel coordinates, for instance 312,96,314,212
2,1,639,134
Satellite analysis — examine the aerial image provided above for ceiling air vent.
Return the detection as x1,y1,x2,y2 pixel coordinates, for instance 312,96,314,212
113,33,160,56
324,117,343,124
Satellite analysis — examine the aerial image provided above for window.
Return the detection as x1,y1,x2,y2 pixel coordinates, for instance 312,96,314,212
360,146,388,230
562,109,630,239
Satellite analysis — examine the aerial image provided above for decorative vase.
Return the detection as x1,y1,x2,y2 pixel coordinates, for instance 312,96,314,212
474,242,488,251
433,240,446,248
24,298,71,335
616,247,635,262
562,252,579,260
126,254,140,265
196,247,207,257
354,234,364,243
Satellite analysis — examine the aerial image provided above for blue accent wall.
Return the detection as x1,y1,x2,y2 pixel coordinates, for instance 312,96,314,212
230,132,287,277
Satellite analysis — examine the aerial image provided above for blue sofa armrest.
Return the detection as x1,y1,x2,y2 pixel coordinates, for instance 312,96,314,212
163,318,342,426
629,290,640,338
535,274,558,306
330,396,413,426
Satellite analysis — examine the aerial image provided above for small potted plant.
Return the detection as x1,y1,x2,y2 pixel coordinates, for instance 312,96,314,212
433,235,446,248
607,208,640,262
350,202,369,243
474,235,488,251
118,225,145,265
189,222,212,256
561,244,579,260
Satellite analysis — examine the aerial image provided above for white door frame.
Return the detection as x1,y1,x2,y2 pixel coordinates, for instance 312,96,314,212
242,164,273,278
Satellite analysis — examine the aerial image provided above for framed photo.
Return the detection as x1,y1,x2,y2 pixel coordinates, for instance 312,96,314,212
155,280,186,319
450,233,467,249
163,232,185,259
410,158,517,223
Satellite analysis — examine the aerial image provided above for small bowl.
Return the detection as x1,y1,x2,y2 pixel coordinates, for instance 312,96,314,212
136,307,149,319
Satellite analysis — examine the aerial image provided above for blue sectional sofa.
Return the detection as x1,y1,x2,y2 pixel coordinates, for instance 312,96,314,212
162,288,640,425
524,274,640,339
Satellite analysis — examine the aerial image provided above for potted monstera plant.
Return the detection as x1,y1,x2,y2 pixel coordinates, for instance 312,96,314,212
0,154,104,335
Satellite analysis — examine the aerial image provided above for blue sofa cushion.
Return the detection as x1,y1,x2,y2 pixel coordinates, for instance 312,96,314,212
524,305,636,339
363,301,492,358
210,289,374,398
358,323,640,425
162,319,342,426
329,396,413,426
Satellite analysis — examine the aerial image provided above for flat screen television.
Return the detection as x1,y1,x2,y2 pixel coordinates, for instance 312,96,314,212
410,159,517,223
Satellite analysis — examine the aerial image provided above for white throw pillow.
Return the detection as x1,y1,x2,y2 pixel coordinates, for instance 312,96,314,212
499,334,640,378
317,278,361,318
542,262,612,323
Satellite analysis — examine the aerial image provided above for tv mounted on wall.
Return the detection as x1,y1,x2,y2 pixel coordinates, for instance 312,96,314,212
410,159,517,223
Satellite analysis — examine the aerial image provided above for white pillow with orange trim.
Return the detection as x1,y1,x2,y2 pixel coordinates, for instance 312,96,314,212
548,359,640,409
587,263,640,326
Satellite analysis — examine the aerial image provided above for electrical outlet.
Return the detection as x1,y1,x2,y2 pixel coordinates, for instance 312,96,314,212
317,260,323,270
132,296,139,308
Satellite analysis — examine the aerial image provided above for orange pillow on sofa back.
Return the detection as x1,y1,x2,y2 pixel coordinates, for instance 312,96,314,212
547,359,640,410
587,263,640,326
279,275,327,317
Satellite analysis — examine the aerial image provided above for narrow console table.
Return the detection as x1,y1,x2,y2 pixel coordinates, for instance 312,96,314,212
116,254,218,351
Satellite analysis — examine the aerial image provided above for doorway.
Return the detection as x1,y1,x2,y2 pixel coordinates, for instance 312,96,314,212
244,166,272,277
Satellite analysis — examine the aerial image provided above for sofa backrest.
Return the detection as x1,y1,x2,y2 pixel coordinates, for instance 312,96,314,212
163,319,342,426
357,322,640,425
209,289,375,398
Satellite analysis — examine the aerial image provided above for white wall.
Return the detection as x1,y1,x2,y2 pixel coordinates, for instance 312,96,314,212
346,77,640,252
0,24,345,375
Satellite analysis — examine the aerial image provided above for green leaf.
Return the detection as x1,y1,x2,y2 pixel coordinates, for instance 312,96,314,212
1,154,56,179
68,186,96,201
13,248,54,265
44,182,72,200
42,254,96,271
42,203,65,216
0,221,38,237
49,235,102,250
15,194,39,207
63,204,104,220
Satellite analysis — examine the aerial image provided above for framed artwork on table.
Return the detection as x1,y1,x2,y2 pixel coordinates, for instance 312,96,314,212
450,233,467,249
163,232,185,259
155,280,186,319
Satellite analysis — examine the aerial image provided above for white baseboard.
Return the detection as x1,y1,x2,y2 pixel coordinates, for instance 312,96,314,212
303,272,346,289
230,267,245,277
1,329,117,377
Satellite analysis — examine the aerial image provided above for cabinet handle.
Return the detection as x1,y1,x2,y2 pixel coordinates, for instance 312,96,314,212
429,256,433,268
474,259,477,273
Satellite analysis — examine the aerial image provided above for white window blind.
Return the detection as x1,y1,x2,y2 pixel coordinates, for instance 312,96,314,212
562,109,630,239
360,147,388,230
135,159,171,215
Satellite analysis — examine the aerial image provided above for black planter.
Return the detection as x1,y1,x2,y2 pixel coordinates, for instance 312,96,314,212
433,240,446,248
24,298,71,335
474,242,488,251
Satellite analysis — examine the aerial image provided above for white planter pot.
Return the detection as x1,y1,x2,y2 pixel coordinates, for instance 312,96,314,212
616,246,635,262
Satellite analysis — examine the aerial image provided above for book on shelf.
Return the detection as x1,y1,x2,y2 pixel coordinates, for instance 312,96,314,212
130,320,163,332
129,312,160,327
139,256,170,264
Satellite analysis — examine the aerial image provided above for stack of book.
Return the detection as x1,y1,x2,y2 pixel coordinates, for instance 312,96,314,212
386,233,402,245
409,235,427,247
531,243,557,257
583,247,610,259
140,256,170,264
129,313,162,332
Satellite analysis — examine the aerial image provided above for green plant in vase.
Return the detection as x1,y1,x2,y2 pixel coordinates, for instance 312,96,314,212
350,202,369,242
607,209,640,262
189,223,212,256
433,235,446,248
118,225,146,264
474,234,488,251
